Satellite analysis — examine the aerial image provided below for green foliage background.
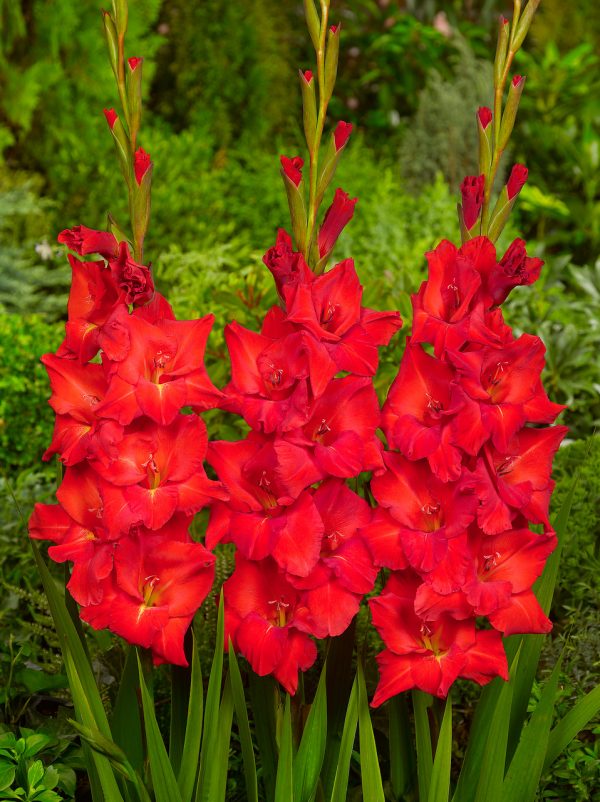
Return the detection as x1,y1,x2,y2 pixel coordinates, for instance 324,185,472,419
0,0,598,799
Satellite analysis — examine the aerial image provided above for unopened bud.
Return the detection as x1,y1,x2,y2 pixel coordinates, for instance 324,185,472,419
102,11,119,81
111,0,128,36
324,23,340,102
304,0,321,50
280,158,307,252
334,121,352,152
477,107,493,175
512,0,541,51
126,57,143,150
103,108,118,130
487,164,528,242
494,16,510,87
280,155,304,188
506,163,528,200
498,74,526,150
460,174,485,231
299,70,317,151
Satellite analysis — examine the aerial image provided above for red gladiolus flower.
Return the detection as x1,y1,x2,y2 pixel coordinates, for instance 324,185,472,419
134,147,152,185
317,189,357,259
280,155,304,187
370,574,508,704
98,306,223,425
506,164,528,200
108,241,154,305
382,340,462,481
448,334,565,454
81,529,215,665
224,556,317,695
460,174,485,230
58,225,118,260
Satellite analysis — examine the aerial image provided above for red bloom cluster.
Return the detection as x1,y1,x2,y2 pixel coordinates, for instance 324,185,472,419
208,226,402,693
29,227,227,665
367,235,566,704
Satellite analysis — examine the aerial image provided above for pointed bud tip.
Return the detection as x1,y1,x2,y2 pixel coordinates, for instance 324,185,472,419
128,57,143,71
134,147,152,185
103,108,118,129
512,74,525,87
302,69,314,83
280,155,304,187
477,106,492,128
330,24,339,34
507,163,528,199
334,121,353,151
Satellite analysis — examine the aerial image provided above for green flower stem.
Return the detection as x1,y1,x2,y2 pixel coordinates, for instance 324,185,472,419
305,0,330,267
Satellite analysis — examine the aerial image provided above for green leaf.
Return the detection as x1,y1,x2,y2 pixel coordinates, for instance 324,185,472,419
543,684,600,772
388,694,415,798
357,658,384,802
472,648,521,802
502,657,563,802
0,763,16,792
329,675,358,802
136,653,183,802
412,690,433,802
170,633,193,779
27,760,44,790
111,647,144,773
228,644,258,802
248,673,278,802
293,661,327,802
507,477,577,763
428,695,452,802
30,541,124,802
178,634,204,802
207,673,234,802
196,592,226,802
274,695,293,802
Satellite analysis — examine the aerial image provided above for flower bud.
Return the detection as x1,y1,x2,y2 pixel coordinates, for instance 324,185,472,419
102,10,119,82
299,69,317,151
334,121,352,152
494,16,510,87
460,175,485,231
512,0,541,51
111,0,128,37
487,164,528,242
105,110,130,184
280,157,307,252
324,23,340,102
303,0,321,50
126,57,143,150
317,188,357,262
506,163,528,200
498,75,526,150
280,155,304,188
133,148,153,258
477,107,493,175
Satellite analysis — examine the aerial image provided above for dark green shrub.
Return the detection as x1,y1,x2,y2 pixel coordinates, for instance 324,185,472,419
0,314,61,474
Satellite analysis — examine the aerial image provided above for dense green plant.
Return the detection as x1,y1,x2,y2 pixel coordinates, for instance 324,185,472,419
0,728,78,801
515,42,600,265
398,38,493,190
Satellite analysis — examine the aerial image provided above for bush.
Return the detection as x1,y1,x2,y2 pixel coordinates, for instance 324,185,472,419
0,314,62,473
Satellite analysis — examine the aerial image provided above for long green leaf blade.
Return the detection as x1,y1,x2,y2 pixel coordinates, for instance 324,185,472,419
543,684,600,772
197,591,225,801
428,695,452,802
178,634,204,802
112,647,144,773
502,657,563,802
412,689,433,802
293,661,327,802
170,631,193,778
329,676,358,802
228,644,258,802
357,658,384,802
208,673,234,802
472,648,521,802
388,694,415,799
274,695,293,802
507,479,577,763
137,652,183,802
249,673,278,802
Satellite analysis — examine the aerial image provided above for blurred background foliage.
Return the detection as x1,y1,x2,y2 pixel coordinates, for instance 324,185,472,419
0,1,598,799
